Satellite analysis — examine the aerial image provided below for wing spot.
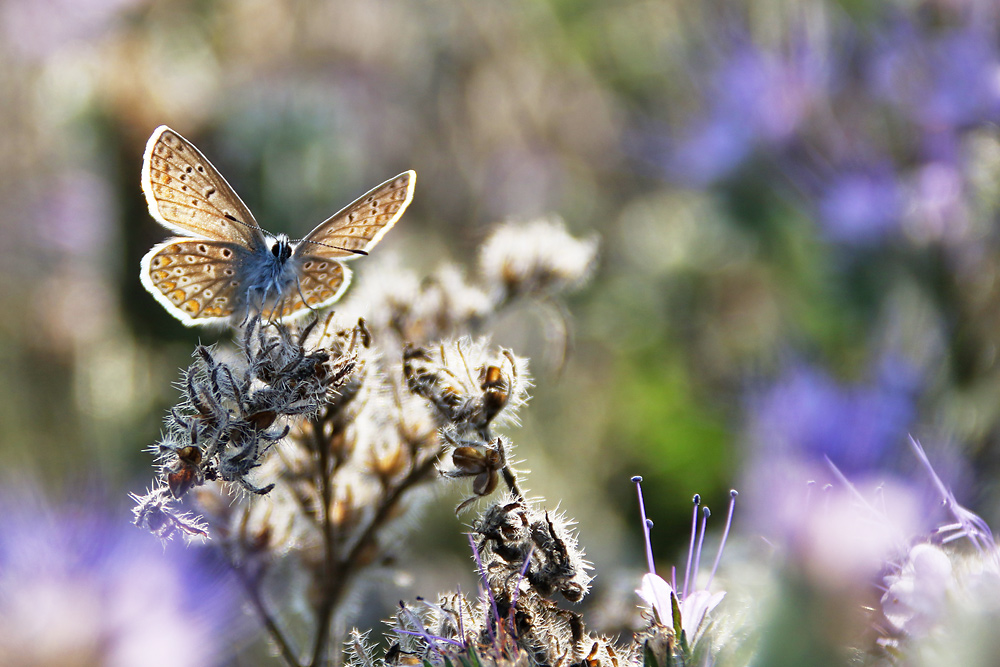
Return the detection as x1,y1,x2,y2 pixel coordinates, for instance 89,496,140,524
170,290,185,303
190,199,200,206
223,268,234,276
185,256,196,264
203,289,213,298
303,261,314,269
152,257,166,268
160,281,176,290
214,296,227,304
185,165,193,174
197,244,208,253
179,276,191,285
203,264,214,273
317,262,329,270
307,296,319,305
230,281,238,287
197,165,206,173
221,248,232,258
205,187,216,196
183,300,199,313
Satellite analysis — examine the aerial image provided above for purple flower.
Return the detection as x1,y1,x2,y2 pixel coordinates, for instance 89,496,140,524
746,356,919,474
869,22,1000,132
818,167,902,244
0,486,236,666
667,42,824,186
632,478,735,648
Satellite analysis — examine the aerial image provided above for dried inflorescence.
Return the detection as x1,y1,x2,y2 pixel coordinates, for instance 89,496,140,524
478,218,599,302
474,494,592,604
131,219,602,666
376,495,624,667
133,317,358,540
403,338,529,510
404,338,529,439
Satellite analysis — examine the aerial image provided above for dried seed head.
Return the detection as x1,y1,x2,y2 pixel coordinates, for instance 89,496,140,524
404,337,529,438
474,495,592,604
478,218,598,300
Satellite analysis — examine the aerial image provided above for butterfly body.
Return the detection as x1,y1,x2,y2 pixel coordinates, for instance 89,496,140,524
139,125,414,326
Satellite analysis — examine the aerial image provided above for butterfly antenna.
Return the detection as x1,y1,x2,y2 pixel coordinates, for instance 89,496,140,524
223,212,270,236
295,239,368,256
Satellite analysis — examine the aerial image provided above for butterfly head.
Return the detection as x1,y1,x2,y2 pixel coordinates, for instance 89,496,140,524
268,234,294,264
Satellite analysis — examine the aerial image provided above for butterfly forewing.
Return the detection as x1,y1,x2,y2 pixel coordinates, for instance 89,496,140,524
142,126,264,247
140,239,246,323
296,170,415,259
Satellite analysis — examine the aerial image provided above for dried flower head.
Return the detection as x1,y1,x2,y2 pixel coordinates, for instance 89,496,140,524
404,337,529,439
474,494,592,604
478,218,598,301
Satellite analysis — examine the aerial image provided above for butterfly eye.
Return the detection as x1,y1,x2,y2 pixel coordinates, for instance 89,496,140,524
271,241,292,262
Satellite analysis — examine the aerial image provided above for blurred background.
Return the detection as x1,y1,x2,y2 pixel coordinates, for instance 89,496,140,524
2,0,1000,660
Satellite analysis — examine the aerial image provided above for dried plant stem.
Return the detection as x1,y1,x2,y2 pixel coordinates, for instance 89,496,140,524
306,413,447,666
309,412,340,667
501,463,523,499
233,561,303,667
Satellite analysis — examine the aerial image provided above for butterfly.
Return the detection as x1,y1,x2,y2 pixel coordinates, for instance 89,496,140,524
139,125,415,326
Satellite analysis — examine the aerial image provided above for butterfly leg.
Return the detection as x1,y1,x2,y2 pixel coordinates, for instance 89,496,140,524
294,276,318,315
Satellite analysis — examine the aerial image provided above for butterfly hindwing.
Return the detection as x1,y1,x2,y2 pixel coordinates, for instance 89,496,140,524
277,257,351,320
142,126,264,247
297,171,415,260
140,239,248,325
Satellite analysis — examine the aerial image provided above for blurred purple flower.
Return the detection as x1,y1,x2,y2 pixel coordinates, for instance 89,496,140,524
818,167,902,244
36,169,117,263
904,161,970,244
661,40,827,186
0,487,235,666
869,22,1000,132
741,438,994,597
1,0,144,61
746,356,919,474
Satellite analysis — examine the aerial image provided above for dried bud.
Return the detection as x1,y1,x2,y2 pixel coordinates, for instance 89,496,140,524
163,444,204,498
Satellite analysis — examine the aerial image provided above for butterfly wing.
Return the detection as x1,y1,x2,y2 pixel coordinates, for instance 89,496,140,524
275,259,352,321
142,125,265,248
294,170,415,259
140,238,249,326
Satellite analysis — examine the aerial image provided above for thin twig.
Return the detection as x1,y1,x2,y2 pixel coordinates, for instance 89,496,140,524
233,559,302,667
309,413,339,667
